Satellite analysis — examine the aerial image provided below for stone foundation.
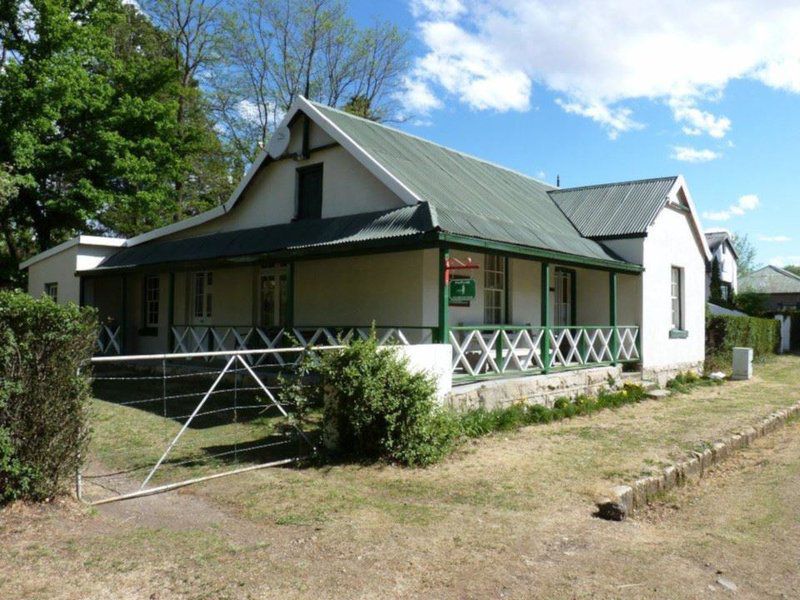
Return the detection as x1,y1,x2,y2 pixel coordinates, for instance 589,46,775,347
642,361,704,388
444,365,623,411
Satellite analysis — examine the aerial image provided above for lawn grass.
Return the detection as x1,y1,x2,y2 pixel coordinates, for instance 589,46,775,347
5,355,800,599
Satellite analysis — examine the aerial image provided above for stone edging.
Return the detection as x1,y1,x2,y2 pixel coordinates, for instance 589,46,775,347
596,401,800,520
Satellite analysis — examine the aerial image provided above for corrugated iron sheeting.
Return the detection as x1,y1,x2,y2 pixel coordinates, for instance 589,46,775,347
740,266,800,294
549,177,678,238
97,204,434,270
313,102,619,261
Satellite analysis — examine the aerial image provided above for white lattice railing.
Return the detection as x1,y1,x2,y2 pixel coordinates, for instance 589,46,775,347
97,325,122,355
449,326,640,379
170,325,435,363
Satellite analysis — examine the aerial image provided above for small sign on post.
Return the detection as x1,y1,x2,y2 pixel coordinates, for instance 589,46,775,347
449,277,476,303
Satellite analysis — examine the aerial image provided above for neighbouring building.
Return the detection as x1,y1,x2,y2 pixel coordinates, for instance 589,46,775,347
21,96,712,393
704,229,738,301
740,265,800,312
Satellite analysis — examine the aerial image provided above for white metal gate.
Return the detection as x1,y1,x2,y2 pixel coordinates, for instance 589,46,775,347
81,346,339,505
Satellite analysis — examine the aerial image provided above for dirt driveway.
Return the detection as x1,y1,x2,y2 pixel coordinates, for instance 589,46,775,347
2,357,800,599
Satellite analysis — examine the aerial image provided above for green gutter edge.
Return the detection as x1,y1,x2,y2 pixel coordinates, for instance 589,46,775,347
436,232,643,274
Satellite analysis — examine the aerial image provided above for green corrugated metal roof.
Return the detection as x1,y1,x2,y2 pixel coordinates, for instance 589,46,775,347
95,205,434,270
548,176,678,238
740,266,800,294
310,102,624,264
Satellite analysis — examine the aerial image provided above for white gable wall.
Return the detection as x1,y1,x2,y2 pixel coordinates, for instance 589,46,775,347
712,240,738,292
163,120,405,241
640,205,706,370
27,243,121,305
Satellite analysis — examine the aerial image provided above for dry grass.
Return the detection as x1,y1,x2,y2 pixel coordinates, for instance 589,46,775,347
2,355,800,599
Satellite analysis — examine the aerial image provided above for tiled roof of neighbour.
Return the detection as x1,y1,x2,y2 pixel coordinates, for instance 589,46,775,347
740,265,800,294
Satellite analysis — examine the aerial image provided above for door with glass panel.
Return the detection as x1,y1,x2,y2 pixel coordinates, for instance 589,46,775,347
553,268,574,327
191,271,213,325
260,267,288,329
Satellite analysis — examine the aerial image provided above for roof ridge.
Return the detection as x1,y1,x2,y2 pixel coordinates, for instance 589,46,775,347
548,175,678,194
770,265,800,281
305,99,555,191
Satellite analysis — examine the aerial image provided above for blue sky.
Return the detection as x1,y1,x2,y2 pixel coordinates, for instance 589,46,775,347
349,1,800,267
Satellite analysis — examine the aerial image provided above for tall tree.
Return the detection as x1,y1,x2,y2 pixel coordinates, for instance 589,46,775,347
732,232,759,277
709,257,723,304
214,0,409,163
0,0,234,253
135,0,235,219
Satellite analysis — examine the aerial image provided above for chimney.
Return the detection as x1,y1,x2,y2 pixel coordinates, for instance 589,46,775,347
556,175,560,188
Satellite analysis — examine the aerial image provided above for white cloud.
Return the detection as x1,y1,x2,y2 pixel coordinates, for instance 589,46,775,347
556,100,643,139
702,194,760,221
411,0,465,18
668,98,731,138
405,1,800,136
758,235,792,243
769,255,800,267
671,146,721,163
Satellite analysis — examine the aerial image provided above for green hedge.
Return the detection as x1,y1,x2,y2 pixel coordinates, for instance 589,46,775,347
706,313,779,365
0,291,97,503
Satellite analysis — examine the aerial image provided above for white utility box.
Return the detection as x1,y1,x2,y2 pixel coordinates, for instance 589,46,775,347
731,347,753,380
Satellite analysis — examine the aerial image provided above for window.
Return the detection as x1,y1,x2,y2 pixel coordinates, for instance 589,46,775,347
144,276,160,327
670,266,683,330
44,282,58,302
193,272,213,320
260,268,288,328
296,164,323,219
484,254,505,324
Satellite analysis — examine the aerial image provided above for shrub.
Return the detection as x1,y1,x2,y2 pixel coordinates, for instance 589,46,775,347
318,335,457,466
0,291,97,503
706,313,779,370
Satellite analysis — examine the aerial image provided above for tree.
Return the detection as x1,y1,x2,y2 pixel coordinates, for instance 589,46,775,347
784,265,800,277
214,0,409,163
139,0,236,218
0,0,234,252
709,257,723,304
731,232,759,277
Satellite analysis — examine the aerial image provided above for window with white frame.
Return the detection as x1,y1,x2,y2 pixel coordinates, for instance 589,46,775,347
670,266,683,330
484,254,505,324
44,282,58,302
193,271,213,320
144,276,160,327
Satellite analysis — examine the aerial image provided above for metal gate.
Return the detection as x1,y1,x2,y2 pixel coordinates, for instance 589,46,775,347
80,346,339,505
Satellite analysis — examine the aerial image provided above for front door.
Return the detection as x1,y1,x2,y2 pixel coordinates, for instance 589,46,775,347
260,267,288,329
553,268,574,326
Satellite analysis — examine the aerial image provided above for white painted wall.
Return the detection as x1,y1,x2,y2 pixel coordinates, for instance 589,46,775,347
164,119,405,240
393,344,453,399
26,243,122,305
710,240,738,294
640,206,706,369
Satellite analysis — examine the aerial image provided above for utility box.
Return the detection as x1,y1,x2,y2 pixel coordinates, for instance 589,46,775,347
732,347,753,380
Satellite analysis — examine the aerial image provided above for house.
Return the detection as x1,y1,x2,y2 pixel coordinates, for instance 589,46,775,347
20,96,711,392
740,265,800,312
704,229,738,301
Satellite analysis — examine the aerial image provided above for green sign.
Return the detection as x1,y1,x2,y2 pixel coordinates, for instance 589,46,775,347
449,278,476,302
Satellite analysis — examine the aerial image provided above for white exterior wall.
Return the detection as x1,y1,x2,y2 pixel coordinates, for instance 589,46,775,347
640,206,706,369
165,120,404,240
712,241,738,293
27,244,121,305
295,251,427,328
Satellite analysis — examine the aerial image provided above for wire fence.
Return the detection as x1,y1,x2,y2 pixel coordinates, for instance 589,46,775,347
80,346,341,504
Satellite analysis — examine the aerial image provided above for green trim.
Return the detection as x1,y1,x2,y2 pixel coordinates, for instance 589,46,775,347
554,266,577,326
437,232,643,273
609,271,618,364
438,247,450,343
121,274,128,354
669,329,689,339
167,272,175,352
286,262,295,327
541,263,551,373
